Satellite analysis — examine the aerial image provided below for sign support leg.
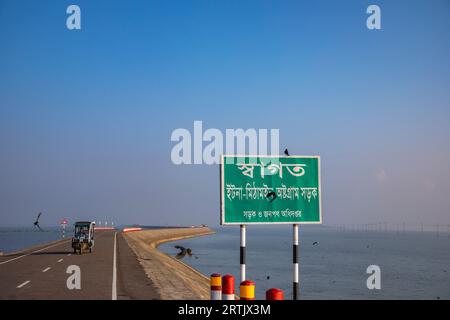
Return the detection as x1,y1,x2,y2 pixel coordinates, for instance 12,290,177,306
293,224,299,300
240,224,246,283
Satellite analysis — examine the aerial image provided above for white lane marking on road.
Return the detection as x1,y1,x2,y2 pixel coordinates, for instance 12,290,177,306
58,259,63,263
42,267,51,273
0,240,70,266
17,280,30,288
112,232,117,300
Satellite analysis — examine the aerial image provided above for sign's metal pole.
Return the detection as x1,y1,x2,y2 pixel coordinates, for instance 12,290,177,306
293,224,299,300
240,224,246,283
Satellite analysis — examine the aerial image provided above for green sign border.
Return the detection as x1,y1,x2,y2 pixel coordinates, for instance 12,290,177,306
220,155,323,225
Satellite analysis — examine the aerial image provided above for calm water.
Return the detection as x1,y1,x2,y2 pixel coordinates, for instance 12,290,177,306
0,227,65,253
159,226,450,300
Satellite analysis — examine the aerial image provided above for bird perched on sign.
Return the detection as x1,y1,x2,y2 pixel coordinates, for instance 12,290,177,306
284,149,290,156
34,212,43,231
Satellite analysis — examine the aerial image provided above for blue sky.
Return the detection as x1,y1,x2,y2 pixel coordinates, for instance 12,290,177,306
0,0,449,227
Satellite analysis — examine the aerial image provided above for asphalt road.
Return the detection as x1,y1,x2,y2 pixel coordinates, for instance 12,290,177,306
0,230,159,300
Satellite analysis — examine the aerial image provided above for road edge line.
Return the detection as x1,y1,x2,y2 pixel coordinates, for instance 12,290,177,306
112,231,117,300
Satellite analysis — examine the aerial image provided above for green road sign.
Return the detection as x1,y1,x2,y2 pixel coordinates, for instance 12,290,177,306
220,155,322,225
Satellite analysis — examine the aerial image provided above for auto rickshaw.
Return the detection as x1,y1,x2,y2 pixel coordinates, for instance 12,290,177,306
72,221,95,254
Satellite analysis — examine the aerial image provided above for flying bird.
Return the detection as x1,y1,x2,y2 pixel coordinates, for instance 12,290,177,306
284,149,290,156
312,241,319,246
33,212,43,231
174,245,194,260
174,245,187,259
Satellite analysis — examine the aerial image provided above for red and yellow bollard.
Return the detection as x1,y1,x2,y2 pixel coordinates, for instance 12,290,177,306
222,275,235,300
239,280,255,300
266,288,284,300
210,273,222,300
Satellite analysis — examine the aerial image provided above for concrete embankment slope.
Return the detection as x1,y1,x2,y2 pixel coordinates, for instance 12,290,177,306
123,227,215,300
